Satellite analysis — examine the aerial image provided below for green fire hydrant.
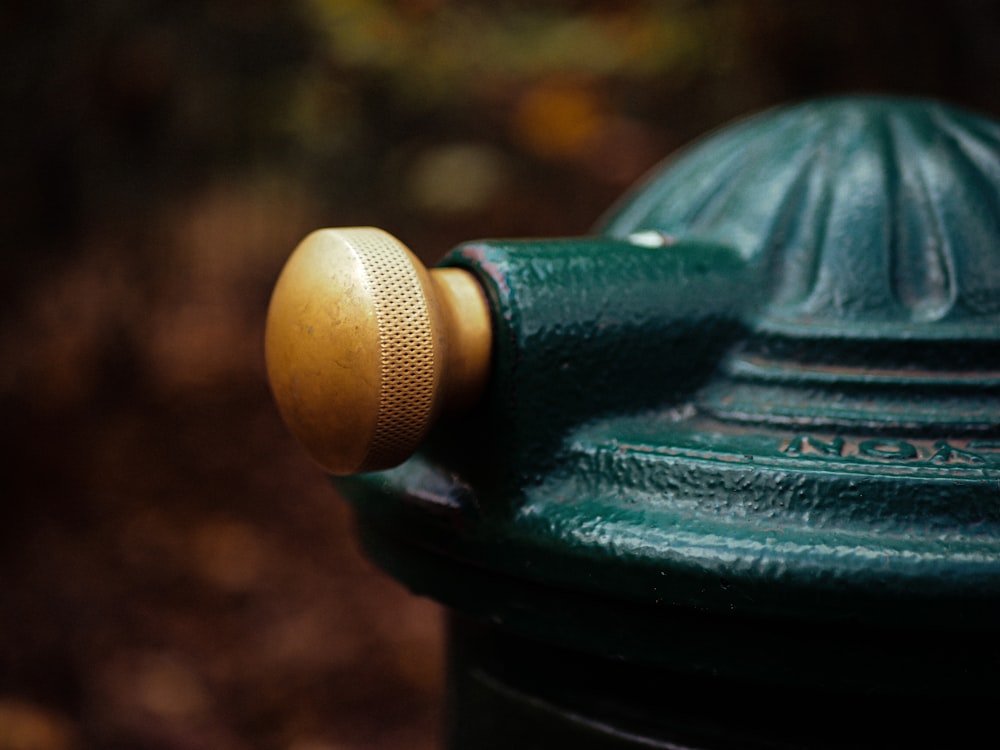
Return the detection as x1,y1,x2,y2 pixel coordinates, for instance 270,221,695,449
266,97,1000,748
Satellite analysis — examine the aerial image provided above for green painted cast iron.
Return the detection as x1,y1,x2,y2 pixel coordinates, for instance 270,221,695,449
288,97,1000,746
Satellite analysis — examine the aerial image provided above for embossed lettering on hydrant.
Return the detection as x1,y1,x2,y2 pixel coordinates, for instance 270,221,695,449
783,435,998,465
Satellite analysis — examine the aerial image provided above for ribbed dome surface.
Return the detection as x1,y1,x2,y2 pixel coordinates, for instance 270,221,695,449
602,97,1000,339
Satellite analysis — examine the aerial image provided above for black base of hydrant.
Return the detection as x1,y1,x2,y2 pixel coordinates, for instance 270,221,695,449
445,614,989,749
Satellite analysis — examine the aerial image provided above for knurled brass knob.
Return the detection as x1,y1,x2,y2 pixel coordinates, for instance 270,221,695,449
265,227,492,475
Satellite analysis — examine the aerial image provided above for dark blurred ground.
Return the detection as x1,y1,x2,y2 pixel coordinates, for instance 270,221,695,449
2,2,1000,748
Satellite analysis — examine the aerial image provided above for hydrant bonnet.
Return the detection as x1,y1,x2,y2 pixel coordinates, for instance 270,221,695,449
604,96,1000,340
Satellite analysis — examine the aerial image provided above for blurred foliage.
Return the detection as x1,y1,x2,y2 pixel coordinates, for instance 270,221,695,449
3,1,1000,748
5,0,1000,269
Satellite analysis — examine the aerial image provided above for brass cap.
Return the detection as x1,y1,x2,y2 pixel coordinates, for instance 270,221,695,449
265,227,492,475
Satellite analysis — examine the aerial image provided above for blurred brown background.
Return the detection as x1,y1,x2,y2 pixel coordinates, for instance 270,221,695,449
1,2,999,748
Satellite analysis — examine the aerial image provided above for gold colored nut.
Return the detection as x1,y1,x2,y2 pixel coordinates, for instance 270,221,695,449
265,227,492,475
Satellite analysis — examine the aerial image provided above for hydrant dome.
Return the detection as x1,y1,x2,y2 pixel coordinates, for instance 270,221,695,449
602,96,1000,339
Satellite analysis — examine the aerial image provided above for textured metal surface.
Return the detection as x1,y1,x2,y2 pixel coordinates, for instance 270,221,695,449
351,228,438,470
438,235,750,487
265,227,490,474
